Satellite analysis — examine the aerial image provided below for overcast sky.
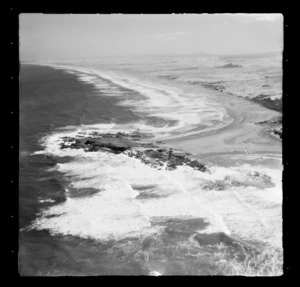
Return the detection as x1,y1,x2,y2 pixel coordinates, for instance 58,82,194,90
20,14,283,61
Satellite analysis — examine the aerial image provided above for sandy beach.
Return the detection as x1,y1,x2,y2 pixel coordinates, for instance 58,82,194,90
166,88,281,159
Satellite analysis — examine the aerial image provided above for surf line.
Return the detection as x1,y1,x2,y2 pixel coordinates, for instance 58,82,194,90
122,178,153,227
160,169,231,235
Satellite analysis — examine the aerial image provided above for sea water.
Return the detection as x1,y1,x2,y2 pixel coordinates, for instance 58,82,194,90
19,54,282,276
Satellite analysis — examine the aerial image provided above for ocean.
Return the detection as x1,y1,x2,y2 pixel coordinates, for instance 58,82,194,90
19,54,283,276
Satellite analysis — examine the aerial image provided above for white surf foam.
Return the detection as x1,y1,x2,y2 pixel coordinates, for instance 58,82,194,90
30,63,282,249
31,130,282,249
40,63,233,140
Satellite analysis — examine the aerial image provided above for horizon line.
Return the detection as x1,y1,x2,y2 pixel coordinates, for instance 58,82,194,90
20,50,282,63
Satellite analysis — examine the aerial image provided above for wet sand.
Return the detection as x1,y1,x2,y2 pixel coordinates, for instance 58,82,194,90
165,89,282,160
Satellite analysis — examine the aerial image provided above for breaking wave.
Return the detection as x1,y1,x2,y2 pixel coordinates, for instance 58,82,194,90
25,63,283,275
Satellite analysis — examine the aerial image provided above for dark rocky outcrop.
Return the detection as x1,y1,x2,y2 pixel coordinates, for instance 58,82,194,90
188,80,226,92
273,128,282,138
59,131,209,173
256,116,282,140
158,75,178,80
194,81,282,114
251,94,282,113
202,172,274,191
61,136,138,153
202,82,226,92
216,63,243,68
256,117,282,126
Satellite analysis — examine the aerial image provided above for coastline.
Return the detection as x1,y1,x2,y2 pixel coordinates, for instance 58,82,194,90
164,89,281,160
19,62,283,276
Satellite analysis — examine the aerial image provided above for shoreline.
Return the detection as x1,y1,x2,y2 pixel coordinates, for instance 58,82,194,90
19,63,283,276
27,62,282,161
165,94,281,158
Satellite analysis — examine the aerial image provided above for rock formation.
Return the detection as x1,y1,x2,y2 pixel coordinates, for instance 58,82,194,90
60,132,209,173
216,63,243,68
